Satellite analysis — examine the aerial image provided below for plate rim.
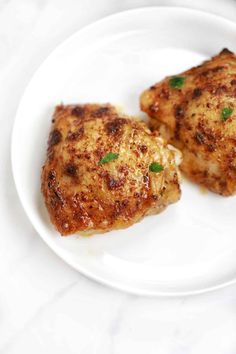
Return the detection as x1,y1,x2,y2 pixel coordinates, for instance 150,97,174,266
11,5,236,297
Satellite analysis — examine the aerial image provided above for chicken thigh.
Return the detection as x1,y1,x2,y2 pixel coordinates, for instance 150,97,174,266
41,104,181,235
140,48,236,196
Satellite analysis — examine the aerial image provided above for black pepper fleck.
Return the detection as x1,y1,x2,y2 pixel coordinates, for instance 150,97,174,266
48,129,62,147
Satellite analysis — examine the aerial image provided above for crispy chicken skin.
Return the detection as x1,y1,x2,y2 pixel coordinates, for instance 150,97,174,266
41,104,181,235
140,48,236,196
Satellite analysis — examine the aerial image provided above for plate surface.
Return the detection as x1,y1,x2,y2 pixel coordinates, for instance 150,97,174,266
12,7,236,296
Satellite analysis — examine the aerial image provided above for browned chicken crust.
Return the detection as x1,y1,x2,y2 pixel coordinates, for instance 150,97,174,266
41,104,181,235
140,48,236,196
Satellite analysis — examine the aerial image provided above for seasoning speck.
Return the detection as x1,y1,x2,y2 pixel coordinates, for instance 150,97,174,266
149,162,164,173
169,76,186,89
221,107,233,121
99,152,119,165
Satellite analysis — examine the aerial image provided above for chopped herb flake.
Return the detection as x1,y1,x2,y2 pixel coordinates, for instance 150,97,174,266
221,107,233,121
99,152,119,165
149,162,164,173
169,76,186,89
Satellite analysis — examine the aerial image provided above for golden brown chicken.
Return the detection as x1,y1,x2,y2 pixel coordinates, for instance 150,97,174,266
140,48,236,196
41,103,181,235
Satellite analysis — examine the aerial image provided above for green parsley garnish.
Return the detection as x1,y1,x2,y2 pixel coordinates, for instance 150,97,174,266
221,107,233,121
169,76,186,89
98,152,119,165
149,162,164,173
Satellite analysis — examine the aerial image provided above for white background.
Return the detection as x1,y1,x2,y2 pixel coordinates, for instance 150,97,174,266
1,0,236,352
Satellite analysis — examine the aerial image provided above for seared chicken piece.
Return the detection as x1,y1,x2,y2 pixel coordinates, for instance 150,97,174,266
140,48,236,196
41,104,181,235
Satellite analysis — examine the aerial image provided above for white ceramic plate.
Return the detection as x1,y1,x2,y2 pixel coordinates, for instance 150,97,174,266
12,7,236,296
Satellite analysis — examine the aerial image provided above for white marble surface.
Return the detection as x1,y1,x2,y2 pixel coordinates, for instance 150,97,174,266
1,0,236,352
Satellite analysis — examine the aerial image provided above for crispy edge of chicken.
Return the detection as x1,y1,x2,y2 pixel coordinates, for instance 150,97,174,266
41,103,182,235
140,48,236,196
